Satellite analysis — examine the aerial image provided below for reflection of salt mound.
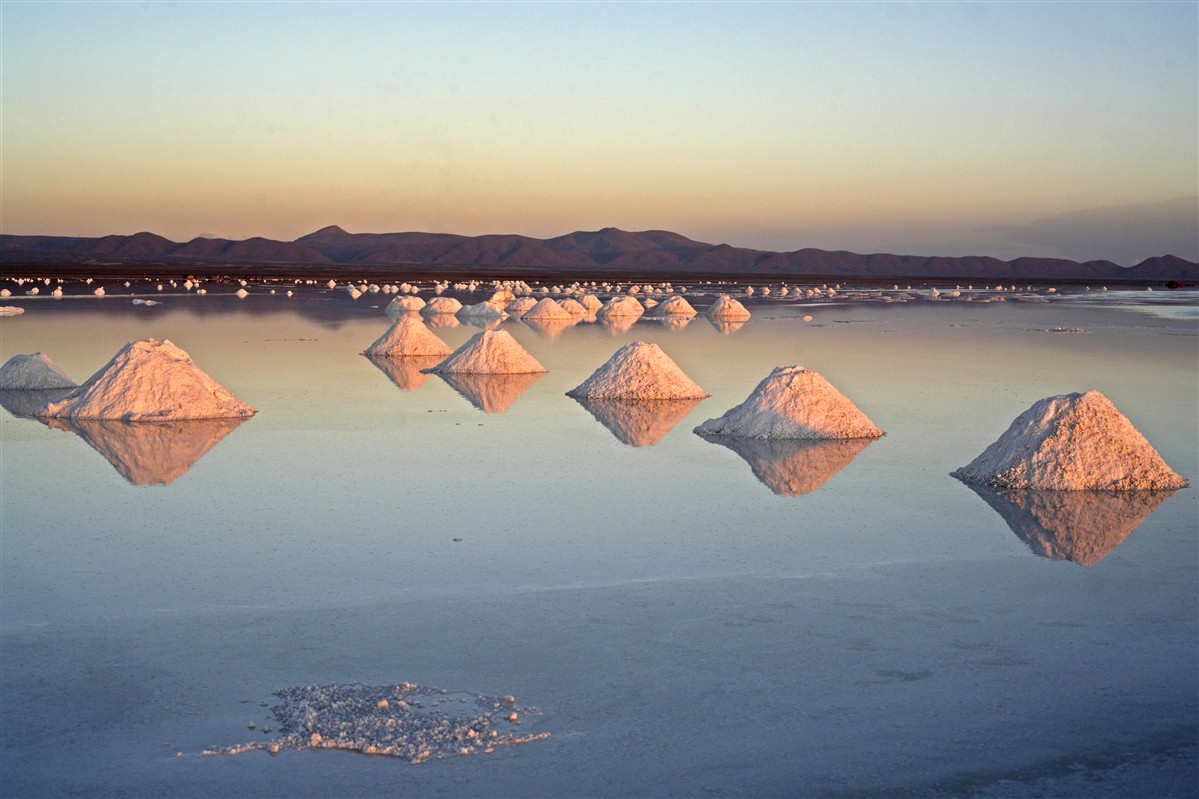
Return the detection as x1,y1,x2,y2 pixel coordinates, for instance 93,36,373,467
597,296,645,318
437,371,544,413
421,297,463,315
0,352,77,390
658,317,692,332
696,366,882,439
572,396,702,446
386,296,426,315
361,316,452,357
952,391,1187,490
700,435,873,495
425,330,547,374
39,339,256,420
567,341,708,399
366,355,444,391
523,317,575,340
522,298,572,320
707,294,751,320
958,480,1177,566
599,315,639,335
47,417,248,486
207,682,549,762
0,388,74,418
654,296,697,317
708,318,746,335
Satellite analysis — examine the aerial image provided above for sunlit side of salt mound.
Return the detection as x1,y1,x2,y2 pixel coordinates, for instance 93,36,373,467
707,294,751,320
425,330,547,375
571,396,703,446
437,371,544,413
0,352,77,390
700,435,874,495
46,417,248,485
366,355,444,392
38,339,256,421
696,366,883,439
952,391,1187,490
958,481,1176,566
361,316,452,358
653,295,698,317
567,341,708,400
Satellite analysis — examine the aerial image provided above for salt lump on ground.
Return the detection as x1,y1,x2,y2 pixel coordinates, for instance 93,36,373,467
425,330,546,374
206,682,549,763
707,294,751,320
38,339,256,420
361,316,452,358
567,341,708,400
952,390,1187,490
0,352,77,390
696,365,883,439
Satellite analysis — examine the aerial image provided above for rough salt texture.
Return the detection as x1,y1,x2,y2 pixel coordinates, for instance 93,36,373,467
362,316,453,358
700,435,874,496
952,391,1187,490
521,298,573,321
206,682,549,763
38,339,256,421
707,295,751,320
426,330,547,375
421,297,463,316
505,297,539,318
567,341,708,400
386,295,426,314
0,352,77,390
597,296,645,318
653,296,698,318
696,366,883,440
572,396,702,447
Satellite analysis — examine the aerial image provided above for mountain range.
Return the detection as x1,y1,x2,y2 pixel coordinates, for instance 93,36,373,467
1,226,1194,281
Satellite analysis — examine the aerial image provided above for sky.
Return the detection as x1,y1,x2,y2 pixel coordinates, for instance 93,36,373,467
2,1,1196,265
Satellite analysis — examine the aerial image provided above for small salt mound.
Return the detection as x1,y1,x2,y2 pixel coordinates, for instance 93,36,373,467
579,294,604,312
653,296,698,317
456,301,508,320
235,288,249,298
361,316,452,358
505,297,538,318
0,352,77,390
707,295,751,320
521,298,573,321
421,297,463,315
567,341,708,400
522,317,575,340
559,298,588,315
38,339,256,421
425,330,547,375
696,366,883,439
489,289,516,304
387,295,426,314
597,296,645,318
952,391,1187,490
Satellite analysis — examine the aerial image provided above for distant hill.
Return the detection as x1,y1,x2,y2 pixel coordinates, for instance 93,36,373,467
1,226,1195,281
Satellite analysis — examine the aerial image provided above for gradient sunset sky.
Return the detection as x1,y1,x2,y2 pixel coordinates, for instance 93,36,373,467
2,1,1196,264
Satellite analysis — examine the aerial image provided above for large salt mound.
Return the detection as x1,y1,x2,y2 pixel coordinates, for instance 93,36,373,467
696,365,883,439
597,296,645,318
653,296,698,318
38,339,256,421
421,297,463,316
521,297,572,321
386,295,426,314
425,330,547,375
952,391,1187,490
707,294,751,320
559,298,588,316
361,316,452,358
567,341,708,400
0,352,77,390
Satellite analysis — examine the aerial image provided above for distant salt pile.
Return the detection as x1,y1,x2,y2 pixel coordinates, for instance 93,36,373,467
456,301,507,321
952,391,1187,490
38,339,256,421
707,294,751,320
489,289,516,305
387,295,426,313
567,341,708,400
579,294,604,312
361,316,452,358
505,297,539,318
559,298,588,316
425,330,546,375
653,296,698,318
696,366,883,439
0,352,77,390
597,296,645,318
522,298,573,321
422,297,463,316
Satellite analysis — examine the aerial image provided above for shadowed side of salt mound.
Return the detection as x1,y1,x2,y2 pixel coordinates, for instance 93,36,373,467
700,435,874,495
38,339,256,421
205,682,549,763
952,391,1188,490
437,371,544,413
47,417,248,485
957,480,1176,566
572,396,703,446
696,366,883,439
361,315,452,358
0,352,77,390
425,330,547,375
567,341,709,400
366,355,444,392
0,388,75,418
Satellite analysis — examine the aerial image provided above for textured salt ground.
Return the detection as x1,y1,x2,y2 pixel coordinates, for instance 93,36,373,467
206,683,548,763
0,352,77,390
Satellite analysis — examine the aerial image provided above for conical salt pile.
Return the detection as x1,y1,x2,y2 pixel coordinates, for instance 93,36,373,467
952,391,1187,490
421,297,463,315
456,301,507,320
361,315,452,357
597,296,645,318
559,298,588,315
38,339,256,420
567,341,708,399
0,352,77,390
695,365,882,439
579,294,604,312
707,294,751,320
386,295,426,314
505,297,539,318
425,330,547,375
522,298,573,321
654,296,697,318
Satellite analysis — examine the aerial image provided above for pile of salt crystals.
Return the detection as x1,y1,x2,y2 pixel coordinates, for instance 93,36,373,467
424,330,546,375
361,315,452,358
0,352,77,390
558,298,589,316
952,390,1187,490
505,297,539,318
456,301,508,321
596,296,645,318
707,294,751,321
652,295,698,318
579,294,604,312
521,297,573,321
421,297,463,316
567,341,708,400
386,295,426,314
37,339,256,420
696,365,883,439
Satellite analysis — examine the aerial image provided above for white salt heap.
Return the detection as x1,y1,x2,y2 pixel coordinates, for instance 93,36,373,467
597,296,645,318
707,294,751,320
952,391,1187,490
422,297,463,315
505,297,539,318
521,298,573,321
456,301,507,320
361,316,452,358
0,352,77,390
653,296,698,317
559,298,588,315
38,339,256,420
696,365,883,439
426,330,547,374
567,341,708,399
387,295,426,313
